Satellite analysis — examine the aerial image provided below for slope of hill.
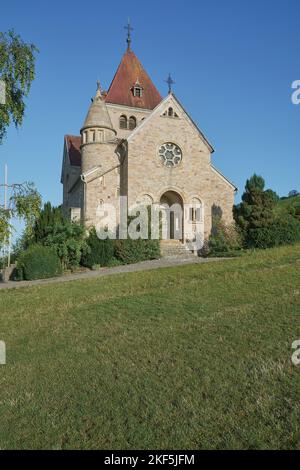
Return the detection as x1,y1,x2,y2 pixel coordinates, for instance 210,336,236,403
0,243,299,449
275,195,300,217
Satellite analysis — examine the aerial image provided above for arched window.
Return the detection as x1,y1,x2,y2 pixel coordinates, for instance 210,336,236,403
119,115,127,129
129,116,137,130
137,194,153,206
190,198,202,223
168,107,174,117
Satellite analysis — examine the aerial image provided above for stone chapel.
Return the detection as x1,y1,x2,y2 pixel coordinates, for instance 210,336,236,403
61,28,236,246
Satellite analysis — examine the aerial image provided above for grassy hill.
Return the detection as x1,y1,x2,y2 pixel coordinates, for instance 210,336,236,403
0,244,300,449
275,195,300,217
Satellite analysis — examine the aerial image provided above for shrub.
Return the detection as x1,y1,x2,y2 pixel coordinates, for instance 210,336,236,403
83,206,161,267
106,257,123,267
248,216,300,249
113,205,160,264
288,200,300,221
10,265,24,281
16,244,62,280
208,218,243,256
44,224,88,270
81,229,115,268
114,238,160,264
29,203,88,270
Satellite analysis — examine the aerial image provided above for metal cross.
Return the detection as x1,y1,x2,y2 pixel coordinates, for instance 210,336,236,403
125,19,133,51
165,73,175,94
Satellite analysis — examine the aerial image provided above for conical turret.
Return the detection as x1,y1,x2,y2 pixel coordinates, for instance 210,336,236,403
81,82,116,145
80,82,117,173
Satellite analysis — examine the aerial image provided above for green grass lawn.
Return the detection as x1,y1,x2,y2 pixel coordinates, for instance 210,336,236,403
0,244,300,450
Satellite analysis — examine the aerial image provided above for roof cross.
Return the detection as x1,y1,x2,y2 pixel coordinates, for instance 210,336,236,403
165,73,175,94
124,19,133,51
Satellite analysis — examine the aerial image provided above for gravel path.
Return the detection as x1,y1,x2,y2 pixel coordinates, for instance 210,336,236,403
0,256,229,291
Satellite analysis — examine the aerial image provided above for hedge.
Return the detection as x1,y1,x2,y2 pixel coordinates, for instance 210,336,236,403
81,229,115,268
114,238,160,264
248,216,300,249
15,244,62,281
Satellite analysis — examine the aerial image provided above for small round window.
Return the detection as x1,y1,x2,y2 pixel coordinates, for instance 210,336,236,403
159,143,182,167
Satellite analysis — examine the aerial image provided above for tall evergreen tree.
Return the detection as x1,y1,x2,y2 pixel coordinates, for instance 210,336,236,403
234,174,277,245
33,202,64,242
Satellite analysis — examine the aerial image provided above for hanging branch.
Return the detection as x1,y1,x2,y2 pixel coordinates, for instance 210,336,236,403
0,181,41,247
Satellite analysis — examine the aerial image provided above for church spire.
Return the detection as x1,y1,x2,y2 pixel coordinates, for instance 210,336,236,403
124,18,133,52
105,47,162,110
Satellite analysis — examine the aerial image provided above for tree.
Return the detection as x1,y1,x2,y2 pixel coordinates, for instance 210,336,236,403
245,174,265,192
29,202,88,270
288,190,299,198
234,174,277,246
264,188,280,205
32,202,64,242
0,181,41,250
0,30,38,143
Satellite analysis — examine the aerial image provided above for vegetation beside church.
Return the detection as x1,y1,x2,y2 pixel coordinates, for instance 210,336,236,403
234,174,300,249
14,244,62,281
207,174,300,256
4,174,300,281
11,202,160,280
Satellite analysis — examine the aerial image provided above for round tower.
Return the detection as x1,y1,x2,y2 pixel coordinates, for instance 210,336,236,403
80,81,116,174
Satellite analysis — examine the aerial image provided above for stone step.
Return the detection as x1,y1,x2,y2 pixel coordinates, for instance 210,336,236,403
160,242,197,259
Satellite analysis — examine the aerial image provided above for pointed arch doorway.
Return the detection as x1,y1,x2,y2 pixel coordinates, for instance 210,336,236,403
160,190,184,241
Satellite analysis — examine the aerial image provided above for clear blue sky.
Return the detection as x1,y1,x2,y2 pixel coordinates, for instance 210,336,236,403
1,0,300,222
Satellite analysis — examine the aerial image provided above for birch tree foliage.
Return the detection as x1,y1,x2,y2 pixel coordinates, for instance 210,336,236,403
0,30,38,143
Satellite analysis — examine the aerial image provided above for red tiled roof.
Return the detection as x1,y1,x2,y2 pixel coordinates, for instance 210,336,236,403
105,50,162,110
65,135,81,167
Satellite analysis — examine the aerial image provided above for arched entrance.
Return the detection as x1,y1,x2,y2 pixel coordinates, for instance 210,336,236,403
160,190,184,241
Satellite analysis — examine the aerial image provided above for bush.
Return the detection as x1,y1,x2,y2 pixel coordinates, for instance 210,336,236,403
81,229,115,268
288,200,300,221
207,218,243,256
248,216,300,249
16,244,62,280
44,224,88,270
114,238,160,264
83,207,161,267
113,205,160,264
28,203,88,270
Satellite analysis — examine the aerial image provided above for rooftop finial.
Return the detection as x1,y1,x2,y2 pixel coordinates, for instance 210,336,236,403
125,18,133,51
165,73,175,94
96,80,101,91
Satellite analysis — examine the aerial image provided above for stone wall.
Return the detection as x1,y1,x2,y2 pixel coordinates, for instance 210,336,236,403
106,103,151,139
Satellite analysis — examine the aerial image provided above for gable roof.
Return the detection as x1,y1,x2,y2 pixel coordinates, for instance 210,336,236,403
65,135,81,167
105,50,162,110
127,93,215,153
211,165,238,191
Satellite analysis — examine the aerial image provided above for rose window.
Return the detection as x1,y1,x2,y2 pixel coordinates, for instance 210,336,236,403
159,143,182,167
